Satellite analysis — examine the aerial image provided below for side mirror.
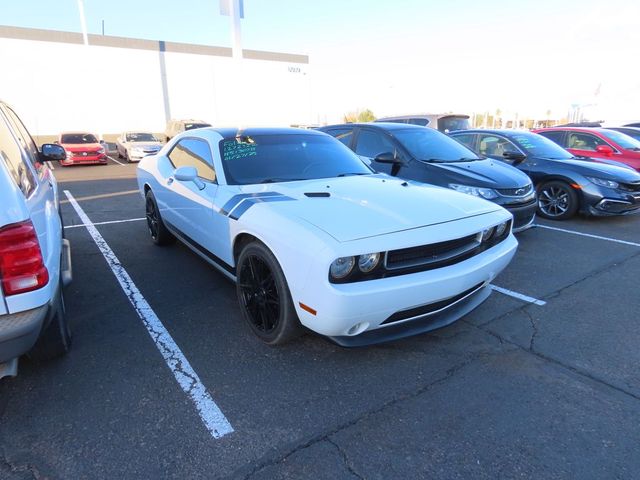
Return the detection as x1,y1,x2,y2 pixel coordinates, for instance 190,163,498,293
595,144,614,156
174,166,205,190
374,152,403,164
503,151,527,162
40,143,66,162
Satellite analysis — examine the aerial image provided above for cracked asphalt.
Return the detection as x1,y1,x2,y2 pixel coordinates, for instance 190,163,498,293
1,161,639,479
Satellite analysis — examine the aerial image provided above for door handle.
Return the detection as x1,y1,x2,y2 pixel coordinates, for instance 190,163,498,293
167,177,174,185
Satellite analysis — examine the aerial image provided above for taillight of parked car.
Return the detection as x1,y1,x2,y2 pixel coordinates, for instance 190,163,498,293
0,220,49,296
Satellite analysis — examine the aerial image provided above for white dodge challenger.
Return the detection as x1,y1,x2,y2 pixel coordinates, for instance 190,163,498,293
137,127,517,346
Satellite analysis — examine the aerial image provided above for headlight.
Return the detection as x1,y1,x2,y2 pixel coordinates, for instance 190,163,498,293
330,256,355,279
97,147,105,154
481,227,495,242
586,176,619,189
449,184,499,199
358,253,380,273
494,221,508,237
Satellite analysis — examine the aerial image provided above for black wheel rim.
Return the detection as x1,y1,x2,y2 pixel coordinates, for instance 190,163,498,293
146,196,159,239
238,254,280,333
538,186,570,217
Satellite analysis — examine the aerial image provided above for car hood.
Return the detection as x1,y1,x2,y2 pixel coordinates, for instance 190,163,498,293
555,158,640,181
61,142,102,151
422,159,531,189
128,142,161,149
237,175,503,242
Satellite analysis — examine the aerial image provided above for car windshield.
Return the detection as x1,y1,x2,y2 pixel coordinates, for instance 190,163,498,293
127,133,158,142
220,134,373,185
392,128,482,162
601,129,640,150
510,132,573,159
438,116,470,132
60,133,98,144
610,129,640,142
185,123,211,130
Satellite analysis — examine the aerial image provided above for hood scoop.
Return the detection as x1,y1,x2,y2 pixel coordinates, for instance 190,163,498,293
304,192,331,198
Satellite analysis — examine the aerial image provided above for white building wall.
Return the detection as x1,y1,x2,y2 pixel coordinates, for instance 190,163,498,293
0,28,310,137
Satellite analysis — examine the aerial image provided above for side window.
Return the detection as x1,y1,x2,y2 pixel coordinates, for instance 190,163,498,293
2,106,44,178
408,118,429,127
452,133,475,149
355,130,398,159
325,128,354,147
0,112,36,196
538,131,565,147
566,132,608,151
478,135,519,158
168,138,216,182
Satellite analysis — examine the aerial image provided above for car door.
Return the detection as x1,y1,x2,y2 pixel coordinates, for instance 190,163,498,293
565,131,612,160
162,137,227,259
354,128,407,175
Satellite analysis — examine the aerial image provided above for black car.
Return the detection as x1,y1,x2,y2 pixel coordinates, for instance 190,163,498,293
319,123,537,231
451,129,640,220
605,127,640,143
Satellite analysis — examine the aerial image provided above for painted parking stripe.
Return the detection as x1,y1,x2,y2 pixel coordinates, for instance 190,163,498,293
490,285,546,306
64,190,234,439
534,224,640,248
107,155,125,166
64,217,146,229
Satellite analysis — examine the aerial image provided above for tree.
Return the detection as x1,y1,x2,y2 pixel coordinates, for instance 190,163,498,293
344,109,376,123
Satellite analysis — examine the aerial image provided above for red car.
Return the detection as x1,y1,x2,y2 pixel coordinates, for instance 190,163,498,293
58,132,107,166
534,127,640,172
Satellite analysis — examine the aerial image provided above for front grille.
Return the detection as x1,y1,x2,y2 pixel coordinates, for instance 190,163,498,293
381,282,485,325
385,233,479,270
69,151,99,157
619,182,640,192
496,184,533,197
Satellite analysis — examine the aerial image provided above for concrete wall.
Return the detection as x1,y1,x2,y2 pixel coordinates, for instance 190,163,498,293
0,26,310,139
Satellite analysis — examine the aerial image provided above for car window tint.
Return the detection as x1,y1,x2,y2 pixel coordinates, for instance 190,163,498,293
0,112,36,196
478,135,519,158
566,132,607,151
452,133,475,149
408,118,429,126
355,130,397,158
537,131,565,147
2,106,45,178
168,138,216,182
325,128,354,147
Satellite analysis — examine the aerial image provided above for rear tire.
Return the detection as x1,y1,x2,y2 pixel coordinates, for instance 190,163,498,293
236,241,302,345
537,181,579,220
145,190,175,245
29,287,71,361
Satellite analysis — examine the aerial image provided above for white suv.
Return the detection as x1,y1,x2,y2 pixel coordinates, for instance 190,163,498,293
0,101,72,379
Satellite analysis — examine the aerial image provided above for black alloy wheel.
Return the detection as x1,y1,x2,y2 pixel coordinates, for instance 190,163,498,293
145,190,175,245
537,181,579,220
236,242,301,345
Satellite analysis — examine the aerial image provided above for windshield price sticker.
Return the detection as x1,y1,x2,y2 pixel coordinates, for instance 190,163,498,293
223,140,258,160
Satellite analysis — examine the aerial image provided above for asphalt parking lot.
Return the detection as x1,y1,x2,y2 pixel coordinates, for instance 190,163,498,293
2,158,640,480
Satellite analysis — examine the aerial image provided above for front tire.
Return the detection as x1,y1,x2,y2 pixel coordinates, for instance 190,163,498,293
145,190,175,245
236,242,302,345
537,180,579,220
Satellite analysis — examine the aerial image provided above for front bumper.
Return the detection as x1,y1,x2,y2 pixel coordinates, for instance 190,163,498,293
296,234,517,345
61,154,107,166
504,200,537,232
582,185,640,216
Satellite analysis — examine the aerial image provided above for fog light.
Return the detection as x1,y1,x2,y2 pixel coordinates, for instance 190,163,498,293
347,322,369,336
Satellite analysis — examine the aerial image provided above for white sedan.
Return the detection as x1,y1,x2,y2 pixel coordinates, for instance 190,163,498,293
116,132,162,162
136,128,517,346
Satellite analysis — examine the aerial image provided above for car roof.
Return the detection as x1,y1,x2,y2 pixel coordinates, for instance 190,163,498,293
450,129,532,136
203,127,328,139
534,127,611,134
321,122,427,131
59,131,96,136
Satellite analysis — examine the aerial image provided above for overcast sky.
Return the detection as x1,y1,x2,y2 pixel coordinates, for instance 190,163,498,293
3,0,639,123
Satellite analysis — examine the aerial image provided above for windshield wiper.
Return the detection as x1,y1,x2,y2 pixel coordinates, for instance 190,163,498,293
457,157,482,161
421,158,450,163
260,178,307,183
337,172,368,177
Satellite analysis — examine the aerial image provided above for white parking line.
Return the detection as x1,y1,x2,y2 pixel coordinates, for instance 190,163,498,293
534,224,640,248
107,155,125,166
64,190,234,439
490,285,546,306
64,217,145,229
48,162,55,170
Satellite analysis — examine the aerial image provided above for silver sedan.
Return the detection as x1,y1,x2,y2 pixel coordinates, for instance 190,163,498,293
116,132,162,162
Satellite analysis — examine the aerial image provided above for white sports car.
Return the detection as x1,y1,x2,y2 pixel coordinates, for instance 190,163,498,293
137,128,517,346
